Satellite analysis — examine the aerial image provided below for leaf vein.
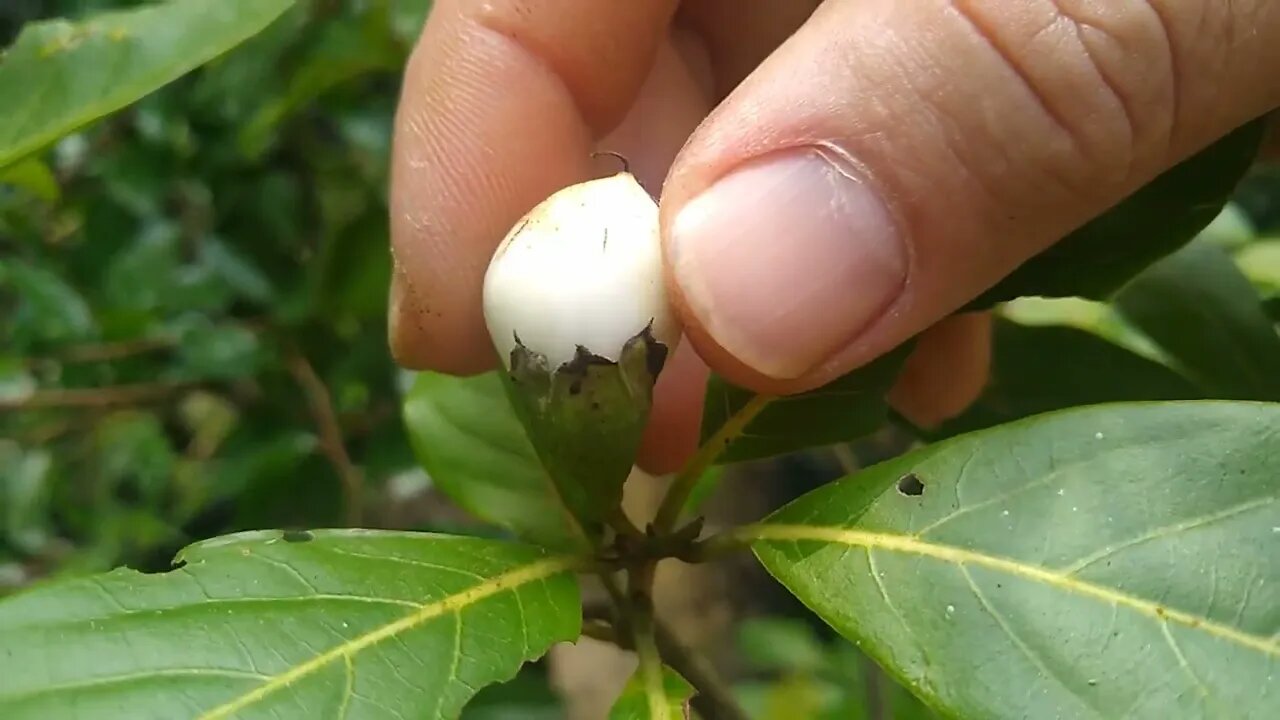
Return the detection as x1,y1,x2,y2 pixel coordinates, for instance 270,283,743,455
336,655,355,720
960,565,1103,718
0,668,267,704
1061,496,1275,575
194,555,580,720
867,549,932,671
1160,621,1209,700
324,547,486,581
745,525,1279,656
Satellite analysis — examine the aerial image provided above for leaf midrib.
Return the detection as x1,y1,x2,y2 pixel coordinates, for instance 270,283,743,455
195,555,581,720
744,524,1277,656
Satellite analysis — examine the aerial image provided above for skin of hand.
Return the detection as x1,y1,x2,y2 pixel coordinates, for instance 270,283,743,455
387,0,1280,474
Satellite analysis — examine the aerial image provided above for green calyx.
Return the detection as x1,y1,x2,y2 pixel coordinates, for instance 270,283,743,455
500,324,669,533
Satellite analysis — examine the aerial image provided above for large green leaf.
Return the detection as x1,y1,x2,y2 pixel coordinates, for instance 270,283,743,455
930,319,1200,437
749,402,1280,719
1115,242,1280,401
701,344,910,464
0,0,297,169
0,530,583,719
968,119,1266,307
609,666,694,720
403,371,588,551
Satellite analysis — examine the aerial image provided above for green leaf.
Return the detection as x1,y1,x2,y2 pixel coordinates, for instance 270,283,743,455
609,666,694,720
969,118,1266,307
1235,239,1280,302
403,371,589,551
92,410,176,506
236,16,401,158
201,237,276,305
931,318,1199,437
682,466,724,517
174,320,263,381
736,618,826,674
998,296,1168,363
460,666,566,720
0,530,583,719
749,401,1280,720
1115,242,1280,401
0,157,59,202
1198,203,1256,250
389,0,436,45
701,344,910,464
0,259,96,346
735,675,833,720
0,0,297,169
0,443,54,555
0,358,36,404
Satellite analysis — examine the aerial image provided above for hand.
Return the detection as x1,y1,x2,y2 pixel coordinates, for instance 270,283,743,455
387,0,1280,473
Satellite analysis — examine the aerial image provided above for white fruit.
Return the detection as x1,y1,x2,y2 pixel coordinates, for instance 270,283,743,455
483,171,680,369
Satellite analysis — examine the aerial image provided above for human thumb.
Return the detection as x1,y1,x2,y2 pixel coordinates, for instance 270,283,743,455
661,0,1280,393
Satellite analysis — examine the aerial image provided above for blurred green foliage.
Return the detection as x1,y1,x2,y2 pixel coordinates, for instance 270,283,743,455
732,617,935,720
3,2,1279,718
0,0,434,589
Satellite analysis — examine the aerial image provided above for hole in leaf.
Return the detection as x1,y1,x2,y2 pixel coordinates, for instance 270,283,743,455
897,473,925,497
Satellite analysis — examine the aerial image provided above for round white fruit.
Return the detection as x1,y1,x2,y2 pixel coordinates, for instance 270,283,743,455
483,171,680,369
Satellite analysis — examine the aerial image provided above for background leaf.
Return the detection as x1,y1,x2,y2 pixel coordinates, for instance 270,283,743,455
0,157,59,202
701,344,911,464
1114,241,1280,401
930,318,1199,437
751,401,1280,720
0,529,582,719
0,258,96,347
1235,239,1280,301
0,0,296,168
968,118,1266,307
608,666,693,720
731,617,938,720
403,371,587,551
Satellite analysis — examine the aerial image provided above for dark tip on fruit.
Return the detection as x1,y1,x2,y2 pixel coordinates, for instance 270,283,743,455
590,150,630,174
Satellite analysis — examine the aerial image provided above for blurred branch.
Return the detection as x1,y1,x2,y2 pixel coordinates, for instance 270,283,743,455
654,617,750,720
597,571,748,720
285,348,364,527
29,318,272,366
0,381,198,411
56,337,174,363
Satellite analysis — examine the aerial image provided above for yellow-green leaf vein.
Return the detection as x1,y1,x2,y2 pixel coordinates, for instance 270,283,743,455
196,555,581,720
740,524,1278,656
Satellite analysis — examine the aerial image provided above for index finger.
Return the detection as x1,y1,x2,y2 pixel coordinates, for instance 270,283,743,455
389,0,679,374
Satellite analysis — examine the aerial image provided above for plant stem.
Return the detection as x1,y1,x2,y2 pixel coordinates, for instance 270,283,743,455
653,618,750,720
631,595,669,718
0,381,201,411
686,527,758,563
608,506,645,540
653,393,773,534
581,618,619,645
285,349,363,527
600,568,750,720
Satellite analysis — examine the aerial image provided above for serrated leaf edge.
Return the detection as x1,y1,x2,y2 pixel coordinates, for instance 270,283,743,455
196,555,582,719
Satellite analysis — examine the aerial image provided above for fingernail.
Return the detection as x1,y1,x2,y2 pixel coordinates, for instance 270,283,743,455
669,147,907,379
